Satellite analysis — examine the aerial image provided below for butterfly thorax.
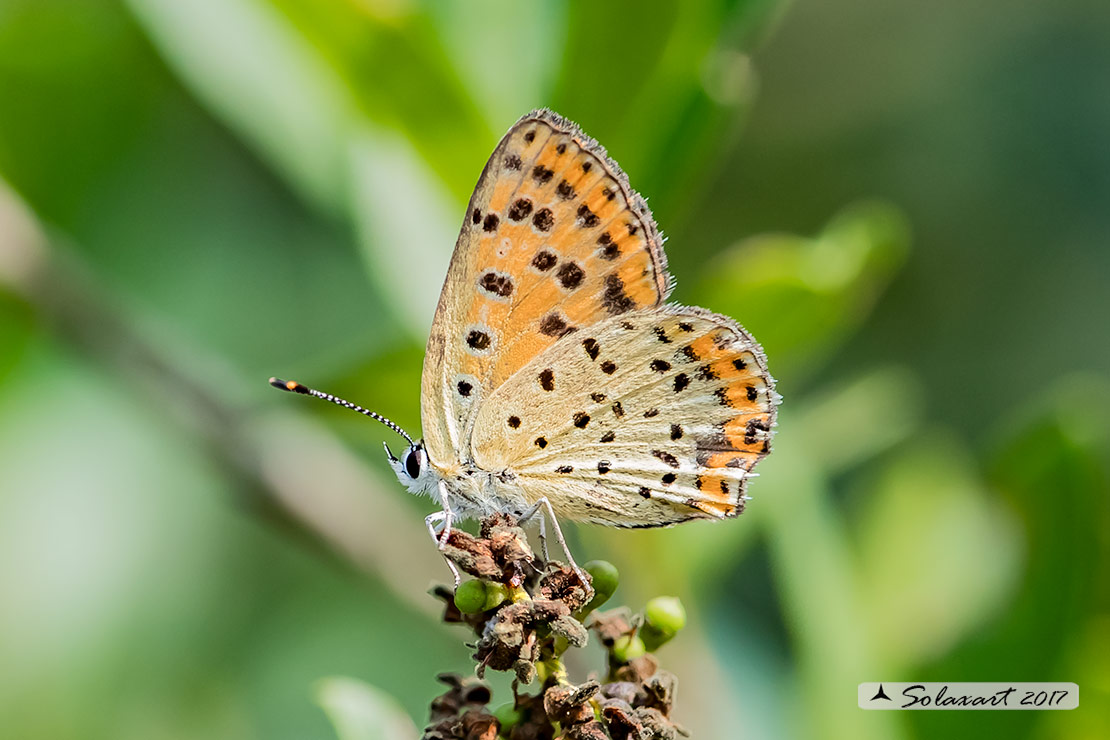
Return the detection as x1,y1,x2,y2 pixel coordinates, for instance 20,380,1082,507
436,462,532,520
391,442,531,521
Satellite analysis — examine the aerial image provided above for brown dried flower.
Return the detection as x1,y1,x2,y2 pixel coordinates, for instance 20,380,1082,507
423,514,689,739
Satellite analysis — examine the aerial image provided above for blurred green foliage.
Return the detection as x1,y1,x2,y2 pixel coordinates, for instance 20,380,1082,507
1,1,1107,739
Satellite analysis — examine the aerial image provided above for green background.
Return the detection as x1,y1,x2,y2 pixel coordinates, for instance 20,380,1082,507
0,0,1107,738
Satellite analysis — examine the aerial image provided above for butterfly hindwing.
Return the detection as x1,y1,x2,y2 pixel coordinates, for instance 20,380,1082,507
470,307,778,526
421,110,672,467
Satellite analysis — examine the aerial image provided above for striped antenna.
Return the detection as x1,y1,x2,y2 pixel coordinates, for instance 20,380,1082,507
269,377,414,446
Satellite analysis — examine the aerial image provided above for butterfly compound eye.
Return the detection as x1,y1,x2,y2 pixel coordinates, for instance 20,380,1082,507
404,447,422,479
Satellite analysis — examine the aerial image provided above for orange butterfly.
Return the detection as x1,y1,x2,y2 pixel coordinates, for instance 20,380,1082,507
273,110,778,576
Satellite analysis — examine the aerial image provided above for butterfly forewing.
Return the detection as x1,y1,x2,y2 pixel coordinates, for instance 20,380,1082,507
421,110,672,468
470,307,777,526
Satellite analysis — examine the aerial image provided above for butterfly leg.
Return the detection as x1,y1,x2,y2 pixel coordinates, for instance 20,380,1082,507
536,515,551,563
434,480,455,550
425,498,460,588
518,498,592,597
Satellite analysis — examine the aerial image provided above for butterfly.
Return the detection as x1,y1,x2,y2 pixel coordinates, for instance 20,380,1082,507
271,110,778,574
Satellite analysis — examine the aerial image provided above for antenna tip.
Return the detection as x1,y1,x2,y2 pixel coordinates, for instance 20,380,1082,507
269,377,307,394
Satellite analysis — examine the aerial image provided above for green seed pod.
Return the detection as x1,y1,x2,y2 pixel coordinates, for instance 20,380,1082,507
579,560,619,614
639,622,669,652
483,582,509,611
612,634,646,663
492,701,521,732
644,596,686,634
454,579,488,614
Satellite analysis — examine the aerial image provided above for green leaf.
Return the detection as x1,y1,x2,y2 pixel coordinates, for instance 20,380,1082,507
126,0,361,216
791,366,923,477
315,676,418,740
551,0,779,221
427,0,562,125
909,376,1110,739
855,433,1023,670
759,448,903,740
697,200,910,381
0,183,39,385
125,0,482,335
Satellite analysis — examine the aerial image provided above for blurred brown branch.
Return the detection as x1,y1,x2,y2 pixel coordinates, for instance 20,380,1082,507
0,182,440,615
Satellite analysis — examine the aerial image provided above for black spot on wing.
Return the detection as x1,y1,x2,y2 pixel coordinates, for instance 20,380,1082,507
532,164,554,184
597,232,620,260
539,368,555,391
673,373,690,392
602,273,635,315
697,364,719,381
532,249,557,271
466,330,491,350
745,418,770,444
478,271,514,298
677,345,699,362
507,198,533,221
533,208,554,232
695,430,736,465
556,261,585,290
576,203,600,228
539,312,574,337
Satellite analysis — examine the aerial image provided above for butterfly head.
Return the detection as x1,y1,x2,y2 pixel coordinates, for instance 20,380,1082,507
384,440,437,495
